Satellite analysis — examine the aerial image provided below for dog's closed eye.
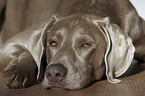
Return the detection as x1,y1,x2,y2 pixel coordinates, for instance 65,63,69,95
81,42,92,48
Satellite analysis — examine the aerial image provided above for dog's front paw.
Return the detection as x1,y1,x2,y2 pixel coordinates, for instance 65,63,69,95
1,63,37,89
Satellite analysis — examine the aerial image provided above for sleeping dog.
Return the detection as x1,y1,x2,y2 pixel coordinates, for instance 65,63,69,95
0,0,145,90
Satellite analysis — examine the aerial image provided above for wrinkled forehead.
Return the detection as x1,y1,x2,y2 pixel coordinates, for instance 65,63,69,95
49,16,103,39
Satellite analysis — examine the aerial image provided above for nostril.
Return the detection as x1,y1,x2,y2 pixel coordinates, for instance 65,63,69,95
47,73,51,76
56,73,61,77
46,64,67,83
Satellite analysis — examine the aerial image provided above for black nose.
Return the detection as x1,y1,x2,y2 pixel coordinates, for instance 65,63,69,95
46,64,67,83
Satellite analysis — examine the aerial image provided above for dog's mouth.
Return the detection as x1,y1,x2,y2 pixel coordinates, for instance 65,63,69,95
47,86,68,90
42,80,69,90
42,63,91,90
46,85,69,90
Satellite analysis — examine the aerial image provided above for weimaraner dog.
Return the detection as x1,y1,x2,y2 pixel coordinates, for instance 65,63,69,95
0,0,145,90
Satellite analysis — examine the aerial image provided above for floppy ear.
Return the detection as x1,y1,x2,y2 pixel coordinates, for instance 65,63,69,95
38,15,59,81
92,17,135,83
27,15,58,81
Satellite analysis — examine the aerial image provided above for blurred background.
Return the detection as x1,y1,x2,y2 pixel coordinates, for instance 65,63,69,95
130,0,145,19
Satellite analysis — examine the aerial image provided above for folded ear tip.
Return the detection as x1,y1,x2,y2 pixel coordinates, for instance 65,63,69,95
108,78,122,84
52,15,58,20
103,17,110,24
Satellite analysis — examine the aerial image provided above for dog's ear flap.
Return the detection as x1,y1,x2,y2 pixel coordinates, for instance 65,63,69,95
39,15,59,80
92,17,135,83
41,15,58,46
30,15,58,81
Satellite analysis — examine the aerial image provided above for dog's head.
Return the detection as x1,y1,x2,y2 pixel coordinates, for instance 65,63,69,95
34,14,135,90
43,15,107,90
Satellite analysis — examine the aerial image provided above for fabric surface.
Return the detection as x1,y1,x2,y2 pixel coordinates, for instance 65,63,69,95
0,61,145,96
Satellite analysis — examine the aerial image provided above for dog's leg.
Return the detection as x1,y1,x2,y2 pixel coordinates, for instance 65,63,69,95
134,36,145,62
134,20,145,62
1,51,37,89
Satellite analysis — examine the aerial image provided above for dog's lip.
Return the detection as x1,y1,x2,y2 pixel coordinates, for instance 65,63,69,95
45,81,68,90
47,84,68,90
47,86,68,90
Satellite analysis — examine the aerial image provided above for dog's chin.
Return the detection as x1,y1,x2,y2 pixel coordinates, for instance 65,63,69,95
42,81,69,90
42,77,91,90
43,83,68,90
42,81,84,90
47,87,68,90
42,83,79,90
45,86,83,91
42,82,89,90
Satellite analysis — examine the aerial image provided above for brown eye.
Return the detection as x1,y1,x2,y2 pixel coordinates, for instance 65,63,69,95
81,42,91,48
48,41,57,47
